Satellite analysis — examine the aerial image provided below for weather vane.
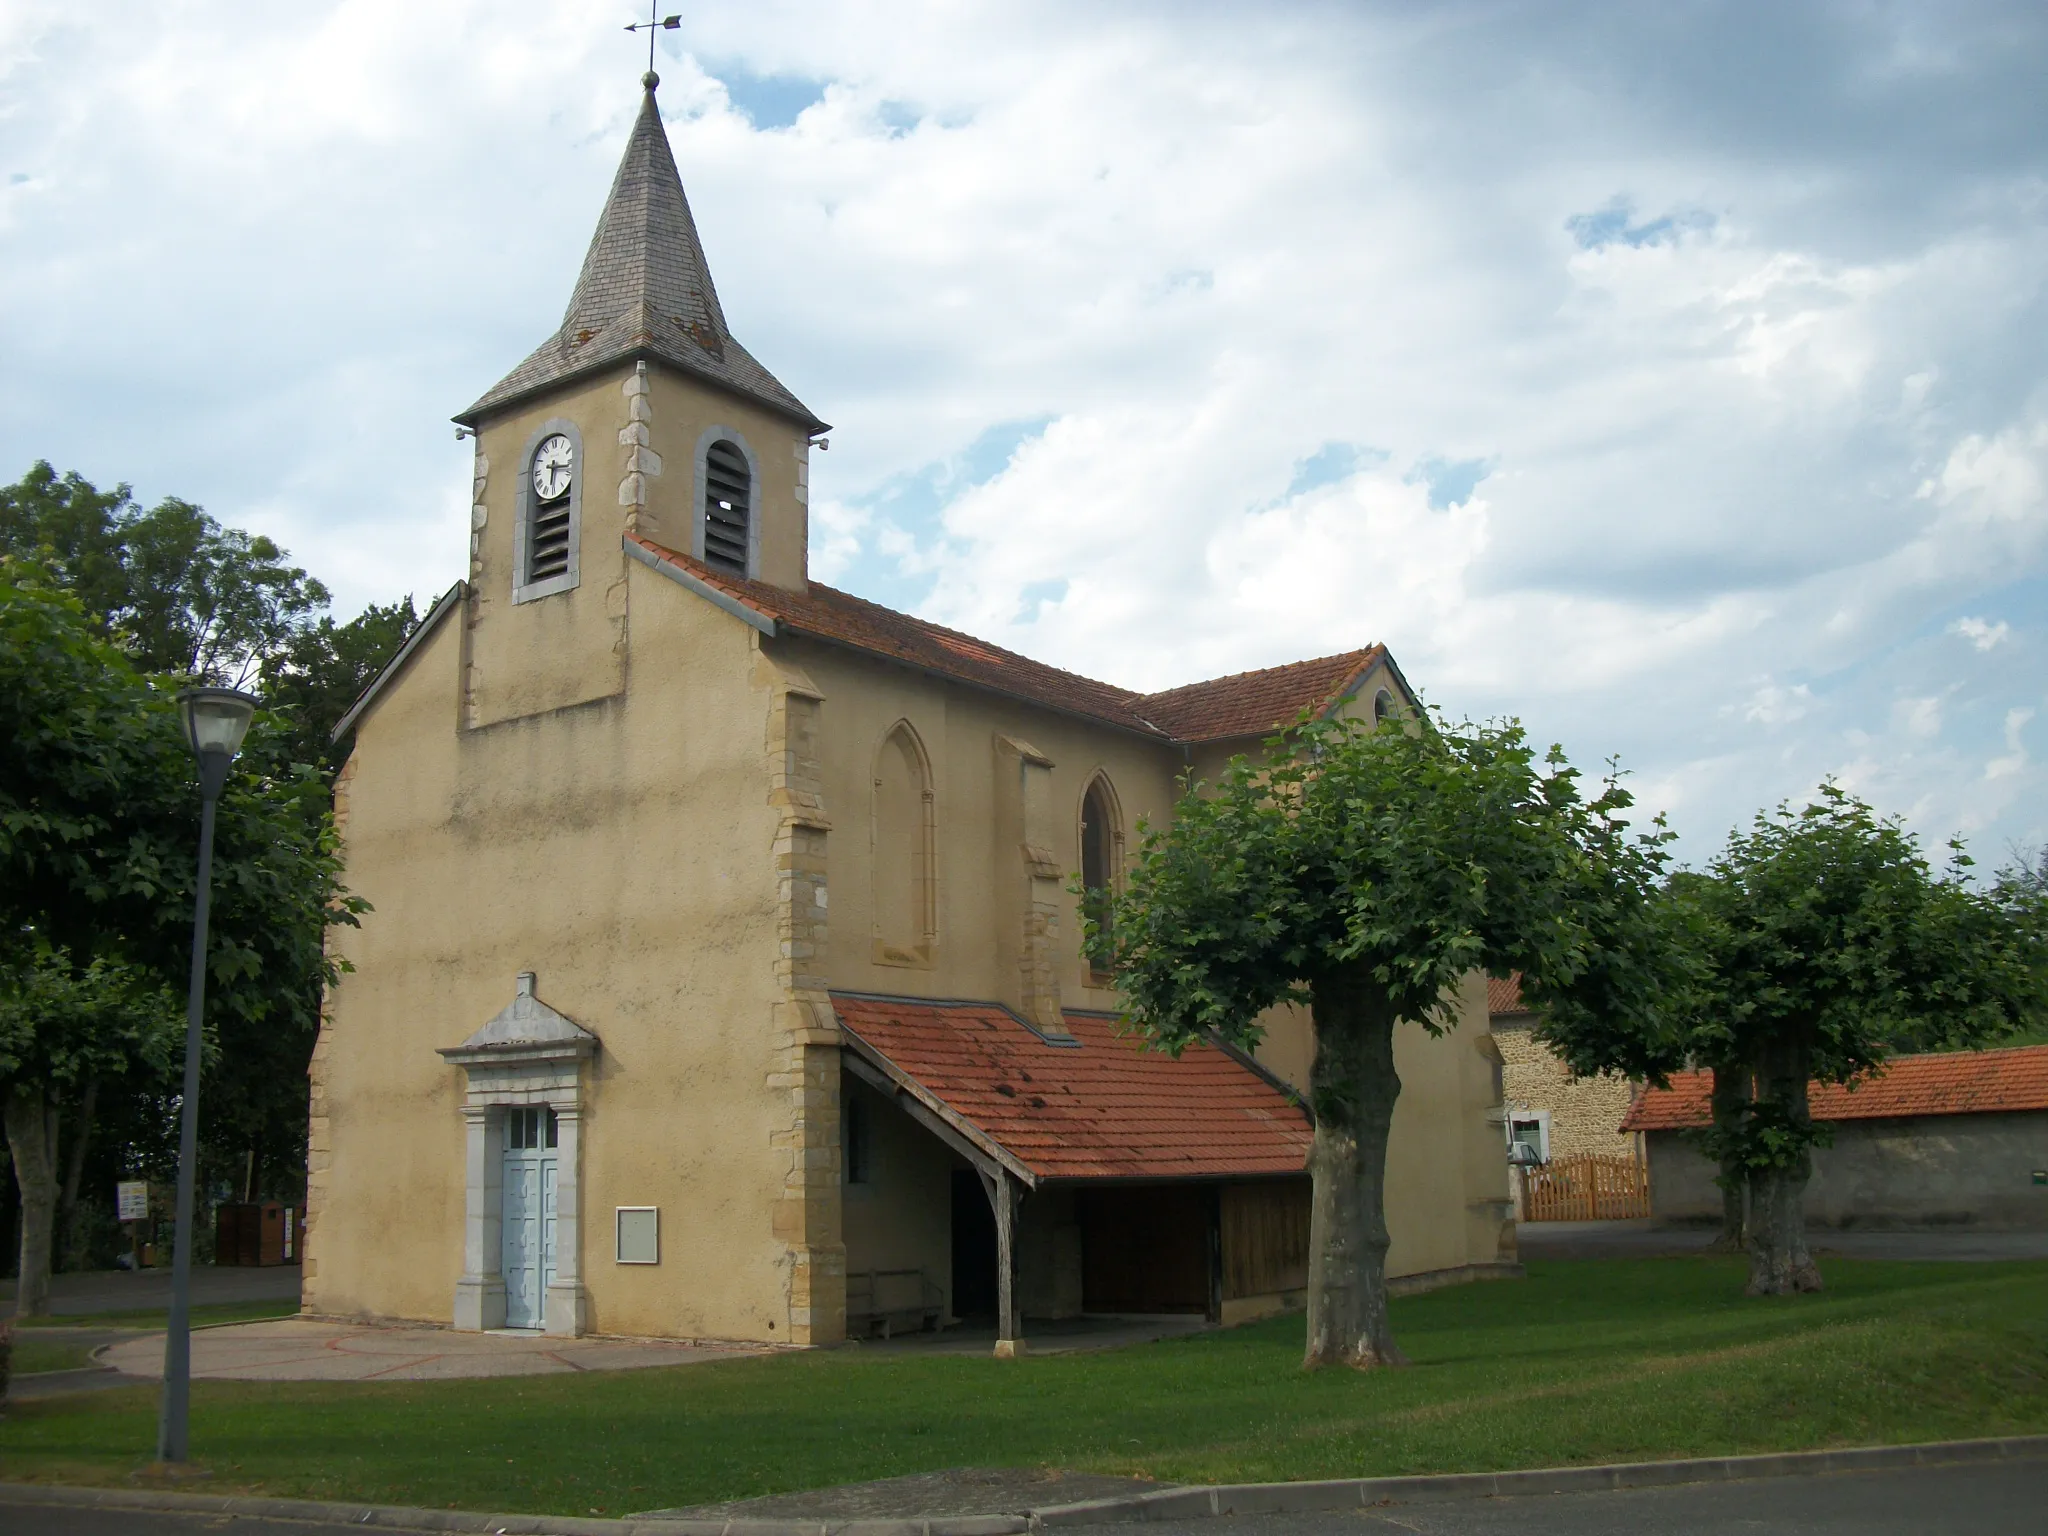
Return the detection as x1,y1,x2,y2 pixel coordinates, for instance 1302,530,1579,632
625,2,681,82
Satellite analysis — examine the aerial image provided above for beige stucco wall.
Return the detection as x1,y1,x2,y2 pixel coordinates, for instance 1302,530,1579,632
308,544,830,1343
638,367,813,590
464,356,814,734
1495,1018,1642,1161
312,384,1507,1343
783,630,1182,1016
840,1079,953,1313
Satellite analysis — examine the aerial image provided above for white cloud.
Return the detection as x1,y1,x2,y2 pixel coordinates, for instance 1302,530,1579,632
2,1,2045,866
1952,616,2011,651
1987,707,2035,781
1894,696,1943,740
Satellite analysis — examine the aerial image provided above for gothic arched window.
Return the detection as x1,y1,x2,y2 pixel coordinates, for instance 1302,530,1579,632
872,722,935,965
1079,774,1122,982
702,438,752,575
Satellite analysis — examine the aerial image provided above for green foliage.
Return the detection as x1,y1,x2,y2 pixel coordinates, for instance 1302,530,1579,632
0,948,180,1100
260,596,423,776
1680,785,2048,1171
3,459,415,1209
1,461,330,688
1096,710,1679,1059
0,560,363,1185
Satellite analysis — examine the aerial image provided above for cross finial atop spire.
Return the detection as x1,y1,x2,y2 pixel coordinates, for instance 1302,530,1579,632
625,2,681,86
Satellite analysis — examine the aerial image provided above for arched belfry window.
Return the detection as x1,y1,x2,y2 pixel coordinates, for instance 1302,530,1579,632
513,420,583,603
872,722,936,966
1079,774,1122,982
702,438,751,575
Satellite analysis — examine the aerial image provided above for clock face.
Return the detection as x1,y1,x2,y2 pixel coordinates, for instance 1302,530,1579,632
531,435,574,501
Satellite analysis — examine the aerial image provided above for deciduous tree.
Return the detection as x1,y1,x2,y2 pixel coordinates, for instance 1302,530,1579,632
1,460,328,687
0,950,179,1314
1665,788,2044,1295
0,563,360,1313
1094,710,1677,1368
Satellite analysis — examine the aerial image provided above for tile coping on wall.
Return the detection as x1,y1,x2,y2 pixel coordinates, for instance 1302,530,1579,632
0,1435,2043,1535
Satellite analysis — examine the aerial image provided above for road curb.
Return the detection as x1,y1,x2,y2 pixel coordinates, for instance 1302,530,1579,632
1,1435,2044,1533
1024,1434,2048,1526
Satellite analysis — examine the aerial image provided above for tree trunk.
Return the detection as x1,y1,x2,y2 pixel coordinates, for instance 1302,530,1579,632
59,1077,97,1216
1303,969,1408,1370
5,1088,61,1318
57,1076,98,1271
1746,1036,1822,1296
1708,1065,1750,1252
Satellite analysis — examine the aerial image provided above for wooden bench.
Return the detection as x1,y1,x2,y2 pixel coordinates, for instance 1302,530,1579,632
846,1268,944,1338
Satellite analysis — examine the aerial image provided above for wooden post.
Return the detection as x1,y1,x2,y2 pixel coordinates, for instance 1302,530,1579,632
989,1168,1023,1358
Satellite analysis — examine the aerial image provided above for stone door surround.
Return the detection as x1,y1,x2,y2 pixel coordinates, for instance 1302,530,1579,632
438,973,599,1336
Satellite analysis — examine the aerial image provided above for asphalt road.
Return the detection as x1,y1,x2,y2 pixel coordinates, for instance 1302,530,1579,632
4,1461,2045,1536
1119,1460,2048,1535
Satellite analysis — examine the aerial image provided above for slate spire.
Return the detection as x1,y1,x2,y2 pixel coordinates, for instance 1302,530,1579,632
460,74,825,431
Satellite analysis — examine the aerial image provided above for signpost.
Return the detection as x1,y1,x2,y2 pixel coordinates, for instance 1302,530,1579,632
117,1181,150,1221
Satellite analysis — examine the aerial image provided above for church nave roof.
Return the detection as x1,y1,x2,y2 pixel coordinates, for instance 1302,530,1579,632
628,533,1392,746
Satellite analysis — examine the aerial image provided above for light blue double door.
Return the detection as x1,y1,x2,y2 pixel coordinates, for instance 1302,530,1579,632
501,1106,559,1330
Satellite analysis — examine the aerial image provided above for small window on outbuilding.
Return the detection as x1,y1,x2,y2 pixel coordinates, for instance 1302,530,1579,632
1373,687,1396,725
1507,1112,1549,1164
703,438,751,575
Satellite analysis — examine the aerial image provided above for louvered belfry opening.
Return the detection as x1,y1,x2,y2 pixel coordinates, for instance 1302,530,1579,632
703,440,751,574
529,479,572,581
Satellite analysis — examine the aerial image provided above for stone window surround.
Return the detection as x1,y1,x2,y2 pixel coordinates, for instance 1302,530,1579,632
691,424,763,579
1077,770,1125,989
446,1048,592,1336
1505,1105,1553,1163
870,718,938,969
512,418,585,604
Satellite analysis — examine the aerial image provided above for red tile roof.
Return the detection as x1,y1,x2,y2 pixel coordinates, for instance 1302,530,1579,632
1488,974,1528,1015
1133,649,1385,743
630,537,1157,733
1621,1045,2048,1131
628,535,1384,745
831,993,1313,1183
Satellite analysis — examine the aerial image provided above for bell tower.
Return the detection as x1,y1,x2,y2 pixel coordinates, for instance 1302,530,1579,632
454,71,828,727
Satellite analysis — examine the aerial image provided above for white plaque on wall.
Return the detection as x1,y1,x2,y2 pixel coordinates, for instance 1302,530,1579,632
615,1206,659,1265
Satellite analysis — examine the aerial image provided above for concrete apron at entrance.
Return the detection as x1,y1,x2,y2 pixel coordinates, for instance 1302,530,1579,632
98,1318,772,1382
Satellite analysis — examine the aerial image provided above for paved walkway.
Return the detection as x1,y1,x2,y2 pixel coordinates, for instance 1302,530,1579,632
1516,1220,2048,1262
97,1317,770,1382
857,1313,1213,1356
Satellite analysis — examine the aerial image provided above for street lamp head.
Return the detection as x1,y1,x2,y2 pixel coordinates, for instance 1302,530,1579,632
176,687,259,767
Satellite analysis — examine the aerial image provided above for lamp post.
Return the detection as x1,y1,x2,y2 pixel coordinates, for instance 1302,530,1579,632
158,686,258,1466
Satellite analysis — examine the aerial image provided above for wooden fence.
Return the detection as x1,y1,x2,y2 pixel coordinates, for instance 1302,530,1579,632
1518,1153,1650,1221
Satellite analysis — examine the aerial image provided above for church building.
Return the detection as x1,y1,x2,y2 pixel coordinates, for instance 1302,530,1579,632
302,73,1516,1349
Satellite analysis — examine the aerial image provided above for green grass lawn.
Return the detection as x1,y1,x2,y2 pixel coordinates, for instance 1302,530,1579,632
9,1298,299,1336
7,1336,102,1375
2,1258,2044,1517
5,1301,301,1376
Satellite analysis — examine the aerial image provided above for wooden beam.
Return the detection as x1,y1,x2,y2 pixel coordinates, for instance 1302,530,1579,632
838,1044,1036,1187
981,1166,1022,1358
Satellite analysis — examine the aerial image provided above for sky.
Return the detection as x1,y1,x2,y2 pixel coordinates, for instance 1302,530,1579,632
3,1,2044,871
